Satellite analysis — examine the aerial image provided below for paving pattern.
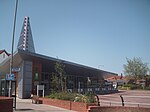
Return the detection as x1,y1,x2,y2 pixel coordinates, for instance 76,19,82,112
14,98,76,112
98,90,150,108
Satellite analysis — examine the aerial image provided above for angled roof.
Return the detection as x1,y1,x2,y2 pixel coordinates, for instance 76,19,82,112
0,50,10,56
0,50,4,54
17,49,118,74
106,75,125,81
0,49,118,78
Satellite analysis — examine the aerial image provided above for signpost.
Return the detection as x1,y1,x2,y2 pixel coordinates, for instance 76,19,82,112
6,74,15,81
5,73,16,109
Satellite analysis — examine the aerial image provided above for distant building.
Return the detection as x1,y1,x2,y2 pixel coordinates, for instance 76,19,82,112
0,50,10,64
105,74,126,88
0,16,118,98
136,79,146,87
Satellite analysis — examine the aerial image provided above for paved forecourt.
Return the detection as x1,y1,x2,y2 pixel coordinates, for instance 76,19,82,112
98,90,150,108
14,98,76,112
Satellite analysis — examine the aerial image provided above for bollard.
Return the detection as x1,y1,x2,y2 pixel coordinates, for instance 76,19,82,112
95,95,100,106
120,95,124,106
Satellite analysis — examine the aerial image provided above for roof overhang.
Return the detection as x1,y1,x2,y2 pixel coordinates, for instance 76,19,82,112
0,49,118,78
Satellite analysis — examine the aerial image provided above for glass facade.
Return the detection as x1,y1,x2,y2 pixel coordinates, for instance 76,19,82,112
31,59,102,95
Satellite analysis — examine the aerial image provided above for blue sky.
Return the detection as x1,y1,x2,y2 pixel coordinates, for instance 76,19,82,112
0,0,150,74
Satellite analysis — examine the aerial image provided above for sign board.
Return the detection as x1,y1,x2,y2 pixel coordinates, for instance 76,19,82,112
6,74,15,81
37,85,44,97
37,85,44,90
12,68,20,72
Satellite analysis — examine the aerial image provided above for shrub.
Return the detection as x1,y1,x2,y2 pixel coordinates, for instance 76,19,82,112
45,92,96,103
118,86,129,90
122,84,143,90
85,92,96,103
74,93,96,103
144,87,150,90
74,94,88,103
46,92,76,101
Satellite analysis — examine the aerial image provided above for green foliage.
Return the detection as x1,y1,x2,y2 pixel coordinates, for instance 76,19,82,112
51,60,66,92
46,92,76,101
55,61,66,76
51,73,59,92
45,92,96,103
124,57,149,80
84,92,96,103
145,87,150,90
125,84,143,90
55,61,66,92
74,93,96,103
119,84,143,90
118,86,129,90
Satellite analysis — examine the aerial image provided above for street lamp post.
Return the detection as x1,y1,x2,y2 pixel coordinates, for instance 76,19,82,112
9,0,18,97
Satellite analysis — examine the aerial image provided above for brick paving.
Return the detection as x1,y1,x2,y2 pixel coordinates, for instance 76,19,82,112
13,98,76,112
98,90,150,108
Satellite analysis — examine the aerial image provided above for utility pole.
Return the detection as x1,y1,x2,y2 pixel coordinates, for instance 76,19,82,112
9,0,18,97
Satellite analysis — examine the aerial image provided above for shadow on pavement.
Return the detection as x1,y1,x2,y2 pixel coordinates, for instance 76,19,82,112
14,109,33,111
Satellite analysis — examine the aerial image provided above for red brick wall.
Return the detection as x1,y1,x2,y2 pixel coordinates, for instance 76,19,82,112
40,98,150,112
71,102,88,112
41,98,71,110
40,98,92,112
0,97,13,112
88,106,150,112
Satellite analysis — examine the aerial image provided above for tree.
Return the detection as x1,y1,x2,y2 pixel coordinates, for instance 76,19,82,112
51,73,59,92
52,60,66,92
123,57,149,81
